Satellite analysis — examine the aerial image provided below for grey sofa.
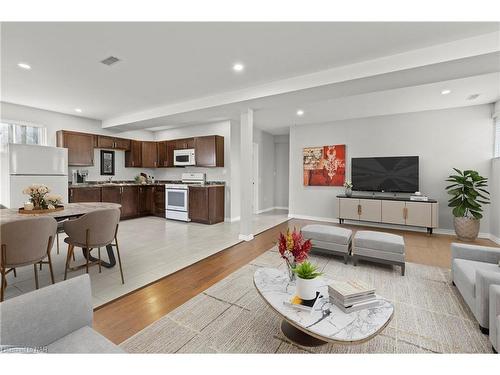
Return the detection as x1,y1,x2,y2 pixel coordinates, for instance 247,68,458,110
451,243,500,333
490,285,500,353
0,274,123,353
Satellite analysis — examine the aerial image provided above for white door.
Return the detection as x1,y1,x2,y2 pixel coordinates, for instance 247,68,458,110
252,142,259,214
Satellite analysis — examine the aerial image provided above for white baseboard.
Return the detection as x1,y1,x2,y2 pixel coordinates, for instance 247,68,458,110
288,213,496,240
226,216,240,222
489,233,500,245
257,206,289,214
238,233,254,241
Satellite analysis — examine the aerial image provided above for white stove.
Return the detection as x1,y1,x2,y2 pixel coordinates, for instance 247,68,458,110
166,172,206,221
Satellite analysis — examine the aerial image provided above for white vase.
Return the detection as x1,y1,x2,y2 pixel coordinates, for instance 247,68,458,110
296,277,318,300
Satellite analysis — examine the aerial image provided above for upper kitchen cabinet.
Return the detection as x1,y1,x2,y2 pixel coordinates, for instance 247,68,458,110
194,135,224,167
56,130,96,166
157,140,177,167
97,135,131,150
176,138,194,150
141,141,158,168
125,140,142,167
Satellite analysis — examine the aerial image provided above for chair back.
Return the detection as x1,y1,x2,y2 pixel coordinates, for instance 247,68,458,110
63,208,120,247
1,217,57,267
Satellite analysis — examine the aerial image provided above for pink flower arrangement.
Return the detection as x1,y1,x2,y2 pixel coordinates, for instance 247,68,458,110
278,228,312,265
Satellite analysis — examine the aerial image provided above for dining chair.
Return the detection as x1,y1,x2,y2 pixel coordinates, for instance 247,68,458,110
1,216,57,302
63,208,124,284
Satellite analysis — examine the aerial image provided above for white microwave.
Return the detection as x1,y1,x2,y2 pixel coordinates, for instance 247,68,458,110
173,148,195,166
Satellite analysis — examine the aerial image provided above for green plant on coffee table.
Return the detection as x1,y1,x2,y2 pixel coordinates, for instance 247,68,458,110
445,168,490,219
292,261,323,280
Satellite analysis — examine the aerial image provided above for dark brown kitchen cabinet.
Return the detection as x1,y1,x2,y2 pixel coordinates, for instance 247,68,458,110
101,185,138,219
125,140,142,167
194,135,224,167
121,186,139,218
153,185,166,217
188,185,224,224
56,130,96,166
113,138,131,150
68,187,101,203
138,186,154,215
141,141,158,168
176,138,194,150
97,135,131,150
157,141,169,167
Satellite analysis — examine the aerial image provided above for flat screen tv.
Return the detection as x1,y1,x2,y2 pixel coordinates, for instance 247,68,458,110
351,156,419,193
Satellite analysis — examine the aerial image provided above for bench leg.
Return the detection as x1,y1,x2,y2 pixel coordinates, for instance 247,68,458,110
352,255,357,266
343,254,348,265
401,263,405,276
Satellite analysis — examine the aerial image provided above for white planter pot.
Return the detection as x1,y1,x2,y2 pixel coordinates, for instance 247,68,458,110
296,277,319,300
453,217,480,241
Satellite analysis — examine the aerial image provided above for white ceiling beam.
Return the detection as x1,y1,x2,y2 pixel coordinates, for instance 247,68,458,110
102,32,500,129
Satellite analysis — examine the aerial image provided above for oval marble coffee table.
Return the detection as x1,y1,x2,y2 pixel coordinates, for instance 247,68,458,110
253,267,394,346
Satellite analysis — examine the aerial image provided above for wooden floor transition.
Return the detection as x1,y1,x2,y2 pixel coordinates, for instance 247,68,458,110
93,219,498,344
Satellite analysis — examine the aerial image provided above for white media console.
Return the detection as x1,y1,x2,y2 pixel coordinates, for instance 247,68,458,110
337,195,439,234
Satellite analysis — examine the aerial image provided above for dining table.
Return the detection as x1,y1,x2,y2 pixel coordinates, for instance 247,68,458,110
0,202,122,268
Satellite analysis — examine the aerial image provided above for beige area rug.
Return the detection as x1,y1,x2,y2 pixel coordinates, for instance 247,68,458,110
120,248,493,353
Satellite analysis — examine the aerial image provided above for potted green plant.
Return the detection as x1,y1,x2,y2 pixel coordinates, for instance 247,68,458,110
293,261,323,300
446,168,490,241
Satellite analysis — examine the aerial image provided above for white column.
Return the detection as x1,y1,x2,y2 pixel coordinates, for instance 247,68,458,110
239,109,254,241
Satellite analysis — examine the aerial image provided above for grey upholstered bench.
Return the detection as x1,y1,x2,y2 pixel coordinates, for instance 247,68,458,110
301,224,353,264
352,230,406,275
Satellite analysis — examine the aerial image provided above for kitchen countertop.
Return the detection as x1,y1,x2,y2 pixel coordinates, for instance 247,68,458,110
69,181,225,188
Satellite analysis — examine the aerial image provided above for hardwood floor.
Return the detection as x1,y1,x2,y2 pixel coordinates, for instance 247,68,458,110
93,219,498,344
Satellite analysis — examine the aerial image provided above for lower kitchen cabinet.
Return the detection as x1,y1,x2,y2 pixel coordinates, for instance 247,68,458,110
153,185,166,217
101,185,138,219
188,185,224,224
69,187,101,203
138,186,154,215
121,186,139,218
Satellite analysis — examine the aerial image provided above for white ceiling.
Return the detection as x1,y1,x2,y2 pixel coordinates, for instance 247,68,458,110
1,22,499,134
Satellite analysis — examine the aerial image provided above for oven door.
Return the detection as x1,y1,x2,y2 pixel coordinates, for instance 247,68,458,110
166,188,188,212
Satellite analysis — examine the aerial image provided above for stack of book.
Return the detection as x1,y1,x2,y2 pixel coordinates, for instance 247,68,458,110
328,280,379,313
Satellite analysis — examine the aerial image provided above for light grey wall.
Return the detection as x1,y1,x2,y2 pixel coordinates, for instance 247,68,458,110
289,105,495,232
1,102,154,181
490,157,500,240
153,121,232,219
274,135,289,208
253,128,275,211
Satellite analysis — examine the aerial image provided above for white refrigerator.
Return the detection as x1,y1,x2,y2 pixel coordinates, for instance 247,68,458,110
1,144,68,208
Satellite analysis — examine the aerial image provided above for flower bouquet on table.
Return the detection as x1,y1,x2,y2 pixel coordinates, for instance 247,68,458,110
21,184,63,212
278,228,312,281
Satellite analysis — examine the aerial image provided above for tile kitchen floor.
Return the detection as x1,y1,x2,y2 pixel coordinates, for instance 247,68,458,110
2,210,289,307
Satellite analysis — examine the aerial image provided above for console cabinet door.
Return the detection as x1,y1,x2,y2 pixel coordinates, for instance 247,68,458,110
359,199,382,222
338,198,360,220
405,202,432,227
381,201,406,224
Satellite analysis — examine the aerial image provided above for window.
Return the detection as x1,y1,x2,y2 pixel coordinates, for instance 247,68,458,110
0,121,47,147
495,119,500,158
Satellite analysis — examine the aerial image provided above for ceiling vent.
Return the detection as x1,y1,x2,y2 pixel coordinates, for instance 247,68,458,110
467,94,481,100
100,56,120,66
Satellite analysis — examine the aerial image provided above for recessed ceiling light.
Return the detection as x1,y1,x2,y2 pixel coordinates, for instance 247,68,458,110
75,108,82,113
296,109,305,116
441,89,451,95
467,93,481,100
232,63,244,72
17,62,31,70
